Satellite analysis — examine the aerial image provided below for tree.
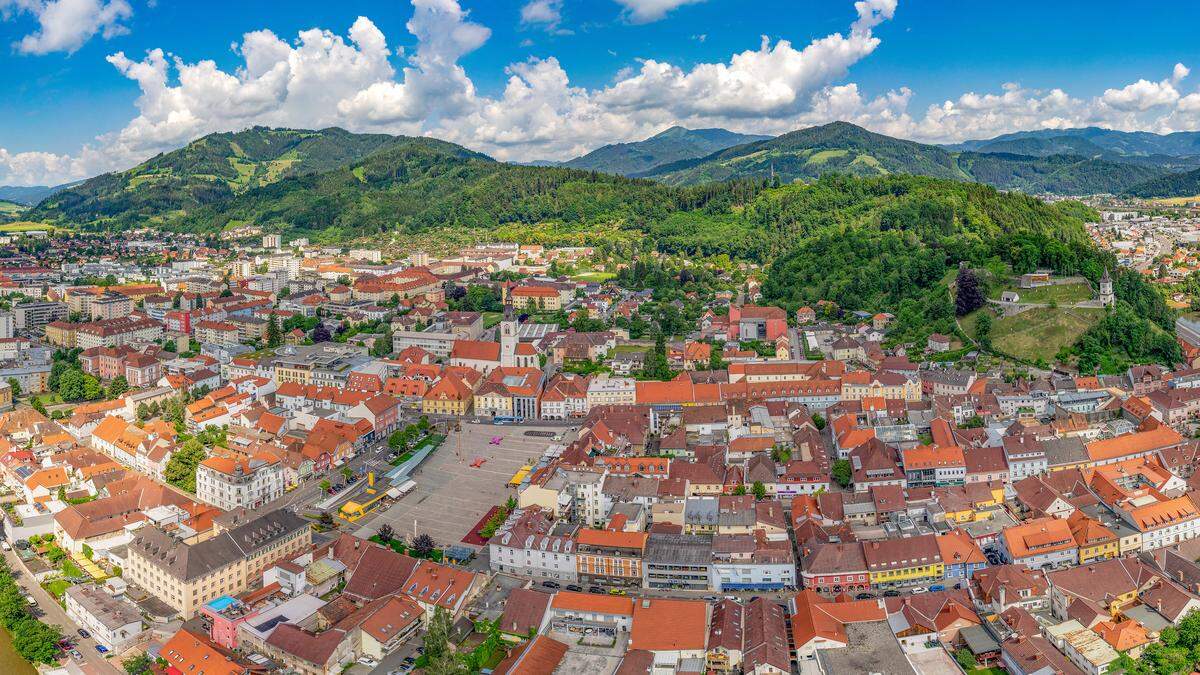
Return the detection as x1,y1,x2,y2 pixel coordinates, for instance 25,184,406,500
123,653,155,675
106,375,129,399
57,368,86,402
388,429,409,452
164,439,206,492
707,343,727,371
418,415,431,432
424,606,453,661
5,378,19,398
377,523,394,543
832,459,852,488
82,543,93,560
319,511,334,527
955,266,986,316
319,479,332,492
975,312,993,351
136,403,150,422
751,481,767,500
11,617,62,664
811,413,826,431
412,533,436,558
312,323,331,343
954,648,976,670
732,485,747,496
30,399,46,416
640,331,672,380
341,466,353,481
266,315,282,348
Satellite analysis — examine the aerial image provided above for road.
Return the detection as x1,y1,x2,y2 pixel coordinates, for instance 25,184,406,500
2,549,120,675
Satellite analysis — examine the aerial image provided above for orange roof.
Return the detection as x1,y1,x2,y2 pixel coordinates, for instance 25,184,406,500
24,466,68,491
161,629,246,675
1096,620,1151,652
1002,517,1076,560
902,445,965,470
790,590,886,650
1129,495,1199,531
1086,425,1183,462
574,528,648,551
630,598,708,651
550,591,634,616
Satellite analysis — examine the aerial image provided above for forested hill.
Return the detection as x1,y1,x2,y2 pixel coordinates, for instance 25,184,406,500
1126,167,1200,198
640,121,971,185
560,126,772,176
637,121,1197,194
29,127,460,226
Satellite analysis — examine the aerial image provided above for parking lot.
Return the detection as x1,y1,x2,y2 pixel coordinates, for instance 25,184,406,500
355,422,567,547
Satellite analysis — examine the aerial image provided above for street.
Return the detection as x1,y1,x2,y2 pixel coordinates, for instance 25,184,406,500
2,549,120,675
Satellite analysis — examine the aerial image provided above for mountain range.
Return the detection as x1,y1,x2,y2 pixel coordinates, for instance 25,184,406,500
558,126,770,175
14,122,1200,239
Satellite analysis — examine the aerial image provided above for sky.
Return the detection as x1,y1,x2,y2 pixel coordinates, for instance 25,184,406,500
1,0,1200,186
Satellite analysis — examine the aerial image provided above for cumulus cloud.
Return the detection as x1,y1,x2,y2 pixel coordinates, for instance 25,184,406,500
613,0,704,24
1,0,132,55
4,0,1200,188
520,0,561,27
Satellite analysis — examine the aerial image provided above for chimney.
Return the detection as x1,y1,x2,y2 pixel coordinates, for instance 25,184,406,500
1158,599,1163,612
354,539,360,550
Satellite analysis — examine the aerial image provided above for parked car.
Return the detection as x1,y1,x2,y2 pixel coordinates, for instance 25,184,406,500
94,645,108,654
565,584,583,592
69,650,83,662
855,592,875,600
588,587,606,594
359,657,378,668
910,587,928,595
882,590,901,597
77,629,90,639
929,584,945,592
541,581,560,590
608,588,627,596
25,594,37,605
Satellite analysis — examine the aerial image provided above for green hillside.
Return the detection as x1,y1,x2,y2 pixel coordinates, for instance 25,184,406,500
1126,167,1200,198
29,127,433,227
641,121,970,185
561,126,772,176
956,152,1168,194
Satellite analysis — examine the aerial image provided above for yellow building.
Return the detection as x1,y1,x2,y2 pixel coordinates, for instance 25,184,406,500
125,510,311,619
863,535,944,586
421,375,473,416
1068,512,1119,564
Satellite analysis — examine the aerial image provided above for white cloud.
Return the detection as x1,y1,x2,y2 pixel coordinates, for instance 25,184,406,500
5,0,1200,187
1,0,132,55
521,0,561,27
613,0,704,24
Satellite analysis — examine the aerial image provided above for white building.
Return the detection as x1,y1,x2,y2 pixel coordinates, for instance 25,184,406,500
487,508,577,582
64,585,144,652
195,454,284,511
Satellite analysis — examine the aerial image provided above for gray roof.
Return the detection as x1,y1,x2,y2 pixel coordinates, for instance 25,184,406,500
644,533,712,565
815,621,916,675
66,584,142,631
130,509,307,582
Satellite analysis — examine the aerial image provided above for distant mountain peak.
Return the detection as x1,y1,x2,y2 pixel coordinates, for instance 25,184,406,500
562,126,773,176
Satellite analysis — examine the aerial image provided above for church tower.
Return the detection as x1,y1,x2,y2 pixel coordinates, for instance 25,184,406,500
1099,268,1114,307
500,294,518,368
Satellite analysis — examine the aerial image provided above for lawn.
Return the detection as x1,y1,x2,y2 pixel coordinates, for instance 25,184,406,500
42,579,70,598
570,271,615,282
482,312,503,329
989,281,1093,304
965,306,1103,362
0,221,65,233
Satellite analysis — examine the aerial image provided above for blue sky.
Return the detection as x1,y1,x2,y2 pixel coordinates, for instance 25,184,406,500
2,0,1199,185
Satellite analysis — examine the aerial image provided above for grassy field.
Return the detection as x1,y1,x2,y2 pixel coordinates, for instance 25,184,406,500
964,306,1103,362
1151,195,1200,206
482,312,503,329
989,280,1092,304
0,221,65,233
570,271,616,282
